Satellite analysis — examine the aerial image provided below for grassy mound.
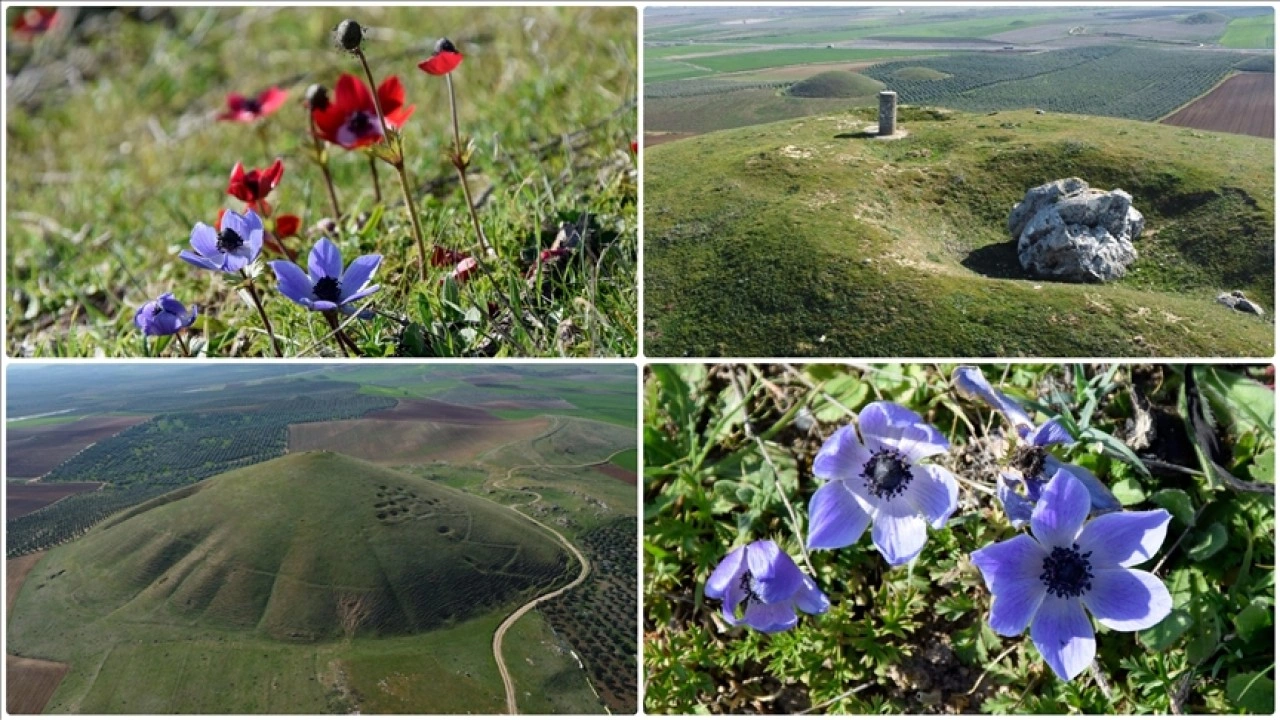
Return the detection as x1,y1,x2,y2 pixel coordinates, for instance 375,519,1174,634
787,71,885,98
644,108,1274,356
1183,10,1229,25
10,452,572,644
890,66,951,81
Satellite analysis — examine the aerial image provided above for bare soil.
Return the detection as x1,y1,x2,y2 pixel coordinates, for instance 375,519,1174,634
592,463,636,485
1162,72,1275,138
7,415,150,478
7,482,104,518
645,131,699,148
7,551,70,715
366,398,503,424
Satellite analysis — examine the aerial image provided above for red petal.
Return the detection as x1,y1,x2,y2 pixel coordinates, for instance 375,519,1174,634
418,51,463,76
311,105,343,144
385,104,416,129
335,73,375,114
216,208,227,228
452,257,478,283
274,214,301,239
263,158,285,192
227,162,252,202
377,75,406,116
256,87,288,116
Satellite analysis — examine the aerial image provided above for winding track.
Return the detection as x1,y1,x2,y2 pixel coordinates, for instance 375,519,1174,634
486,426,630,714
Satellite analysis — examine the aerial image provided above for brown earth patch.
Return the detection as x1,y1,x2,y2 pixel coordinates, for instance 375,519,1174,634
479,399,576,410
459,373,526,384
287,416,551,464
1162,72,1274,139
592,463,636,486
645,131,699,148
7,552,69,715
366,398,503,425
7,483,105,518
7,415,150,478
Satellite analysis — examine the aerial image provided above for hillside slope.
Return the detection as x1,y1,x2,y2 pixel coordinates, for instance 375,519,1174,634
645,107,1274,356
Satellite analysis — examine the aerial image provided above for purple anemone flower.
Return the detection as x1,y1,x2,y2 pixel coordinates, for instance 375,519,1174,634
807,402,958,565
705,540,828,633
269,237,382,314
952,366,1120,528
971,470,1172,682
133,293,197,336
180,209,264,273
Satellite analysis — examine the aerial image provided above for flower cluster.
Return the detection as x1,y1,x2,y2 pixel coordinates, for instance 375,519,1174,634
705,374,1173,685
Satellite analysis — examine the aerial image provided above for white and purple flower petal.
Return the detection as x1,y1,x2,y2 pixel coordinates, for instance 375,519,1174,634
1030,420,1074,448
794,576,830,615
997,473,1035,529
869,507,928,566
746,539,804,604
859,402,948,461
1083,568,1172,632
339,254,382,298
971,534,1049,635
270,260,318,309
1030,595,1095,681
952,366,1034,431
743,600,799,633
1043,456,1122,514
1030,470,1090,548
812,425,870,483
1074,509,1170,568
905,464,958,529
704,541,826,633
807,479,872,550
309,237,344,282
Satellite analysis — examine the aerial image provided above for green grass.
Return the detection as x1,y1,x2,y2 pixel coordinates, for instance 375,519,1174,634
688,48,926,74
5,414,85,429
6,7,636,358
645,57,717,82
645,43,753,59
787,71,885,98
1220,15,1275,48
610,448,638,472
644,108,1274,357
9,451,581,713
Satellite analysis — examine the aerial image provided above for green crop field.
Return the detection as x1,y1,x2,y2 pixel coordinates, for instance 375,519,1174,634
645,58,717,82
688,48,927,74
645,43,754,59
645,108,1273,357
1220,15,1275,48
8,453,578,713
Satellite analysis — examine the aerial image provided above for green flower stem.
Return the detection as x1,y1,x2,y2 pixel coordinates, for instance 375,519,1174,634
239,270,283,357
446,72,494,258
308,114,342,219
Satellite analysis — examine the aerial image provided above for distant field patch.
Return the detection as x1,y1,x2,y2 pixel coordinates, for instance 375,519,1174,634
6,415,150,478
646,43,750,59
788,71,885,98
1220,15,1275,48
892,66,951,81
690,48,924,74
6,656,69,715
593,462,635,486
646,58,715,83
288,416,551,464
7,483,104,518
369,398,504,424
1162,72,1275,138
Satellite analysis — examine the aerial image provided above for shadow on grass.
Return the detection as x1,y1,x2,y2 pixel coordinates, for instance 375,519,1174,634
961,241,1029,280
833,131,879,139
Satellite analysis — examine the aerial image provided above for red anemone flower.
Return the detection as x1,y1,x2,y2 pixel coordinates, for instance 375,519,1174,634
219,87,288,123
418,38,463,76
227,159,284,213
430,244,470,268
12,7,58,37
273,214,301,239
311,73,415,150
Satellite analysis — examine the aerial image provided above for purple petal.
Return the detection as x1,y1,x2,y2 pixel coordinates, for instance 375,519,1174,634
309,237,343,282
340,254,382,293
892,421,949,462
1044,456,1122,513
812,425,870,483
1031,470,1090,548
951,366,1034,430
270,260,315,304
179,250,224,272
743,600,799,633
1030,595,1095,681
245,227,264,261
989,577,1047,636
1030,420,1073,447
149,309,183,335
746,540,803,605
1084,568,1172,632
311,300,339,311
183,304,199,328
241,208,264,235
997,475,1035,529
870,510,927,566
1075,510,1171,568
971,533,1047,589
156,293,185,316
706,546,747,598
189,222,220,258
905,464,958,529
222,252,249,273
858,401,922,442
339,284,380,307
807,479,871,550
133,302,153,331
794,575,829,615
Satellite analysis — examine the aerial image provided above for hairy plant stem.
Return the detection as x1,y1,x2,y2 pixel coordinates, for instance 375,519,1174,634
446,72,493,257
176,333,192,358
367,155,382,203
255,122,272,165
308,114,342,219
239,270,283,357
323,310,360,357
355,48,427,279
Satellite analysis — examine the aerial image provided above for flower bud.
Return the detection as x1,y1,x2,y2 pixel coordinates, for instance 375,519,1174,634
333,19,364,52
305,83,329,111
435,37,458,55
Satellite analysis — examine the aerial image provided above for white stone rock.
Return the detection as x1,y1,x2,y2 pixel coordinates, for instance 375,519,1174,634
1008,178,1144,283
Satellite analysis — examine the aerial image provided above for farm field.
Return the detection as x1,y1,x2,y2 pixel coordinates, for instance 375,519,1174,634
1162,72,1275,138
7,483,104,518
5,362,637,714
7,415,149,478
1220,14,1276,48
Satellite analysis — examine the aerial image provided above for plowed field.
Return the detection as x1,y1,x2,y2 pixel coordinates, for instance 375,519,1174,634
7,415,150,478
1162,72,1274,138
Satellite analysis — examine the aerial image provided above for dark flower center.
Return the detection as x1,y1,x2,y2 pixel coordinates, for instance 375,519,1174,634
313,276,343,303
347,111,375,135
217,228,245,253
1012,444,1048,480
1040,544,1094,598
242,98,262,113
862,449,913,500
738,570,764,607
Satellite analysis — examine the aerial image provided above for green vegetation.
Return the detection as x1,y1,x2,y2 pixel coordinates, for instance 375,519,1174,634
1220,15,1275,49
787,71,885,98
9,452,576,713
6,7,636,358
645,43,753,59
689,48,925,74
646,58,716,83
864,46,1247,121
611,448,638,472
644,363,1275,714
1183,11,1230,26
5,414,85,429
891,66,950,81
644,108,1273,357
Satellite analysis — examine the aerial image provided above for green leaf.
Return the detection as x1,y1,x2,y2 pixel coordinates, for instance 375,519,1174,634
1138,609,1193,652
1150,488,1196,526
1188,522,1227,561
1078,426,1151,477
1227,671,1275,714
1110,475,1146,506
1249,449,1274,485
1233,600,1273,643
